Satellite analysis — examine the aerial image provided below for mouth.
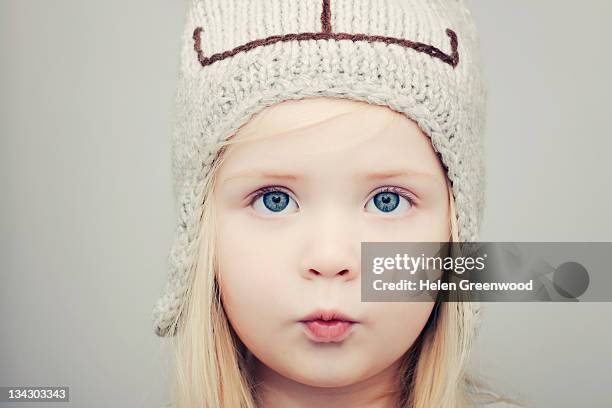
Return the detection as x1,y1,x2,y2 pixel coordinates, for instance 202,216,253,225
298,309,359,343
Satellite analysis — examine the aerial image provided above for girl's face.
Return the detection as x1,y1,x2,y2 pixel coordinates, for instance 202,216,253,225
214,97,450,389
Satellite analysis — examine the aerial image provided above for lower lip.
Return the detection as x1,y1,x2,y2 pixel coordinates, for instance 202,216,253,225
300,320,356,343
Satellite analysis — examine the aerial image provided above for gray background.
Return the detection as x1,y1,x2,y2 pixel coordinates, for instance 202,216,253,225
1,0,611,407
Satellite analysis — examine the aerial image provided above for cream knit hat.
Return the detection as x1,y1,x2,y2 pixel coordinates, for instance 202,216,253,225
152,0,487,337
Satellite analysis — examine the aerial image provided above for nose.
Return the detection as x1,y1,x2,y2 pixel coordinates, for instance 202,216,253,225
299,210,360,282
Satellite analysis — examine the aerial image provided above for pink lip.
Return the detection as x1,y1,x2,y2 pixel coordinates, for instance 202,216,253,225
301,320,355,342
298,309,359,343
299,309,359,323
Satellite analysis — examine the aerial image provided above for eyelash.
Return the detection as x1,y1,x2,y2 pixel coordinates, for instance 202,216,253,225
249,185,293,206
374,186,418,207
248,185,418,208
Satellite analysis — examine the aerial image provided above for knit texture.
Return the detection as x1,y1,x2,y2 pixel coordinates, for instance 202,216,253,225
152,0,487,337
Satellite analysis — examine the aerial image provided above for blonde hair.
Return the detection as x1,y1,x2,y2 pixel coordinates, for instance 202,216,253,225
167,99,523,408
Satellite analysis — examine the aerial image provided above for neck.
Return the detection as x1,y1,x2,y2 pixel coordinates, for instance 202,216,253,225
251,357,405,408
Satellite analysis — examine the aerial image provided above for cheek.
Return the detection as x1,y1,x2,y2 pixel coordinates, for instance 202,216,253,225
367,302,435,357
370,212,450,242
404,204,450,241
215,214,296,347
216,215,295,291
416,214,450,241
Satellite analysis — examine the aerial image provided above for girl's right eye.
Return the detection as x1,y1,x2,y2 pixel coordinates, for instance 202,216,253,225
251,188,299,214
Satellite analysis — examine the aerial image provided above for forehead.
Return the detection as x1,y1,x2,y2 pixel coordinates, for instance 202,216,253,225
219,97,445,178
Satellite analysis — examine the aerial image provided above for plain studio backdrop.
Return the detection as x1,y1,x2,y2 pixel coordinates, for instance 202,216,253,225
1,1,611,407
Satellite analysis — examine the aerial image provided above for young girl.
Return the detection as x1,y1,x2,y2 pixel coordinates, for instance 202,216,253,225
152,1,522,406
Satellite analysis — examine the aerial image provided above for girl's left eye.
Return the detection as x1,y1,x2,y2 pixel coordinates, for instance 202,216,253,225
365,187,415,214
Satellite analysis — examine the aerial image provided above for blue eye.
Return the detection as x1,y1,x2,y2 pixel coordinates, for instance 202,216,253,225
366,188,414,214
373,192,399,212
252,188,298,214
263,191,289,212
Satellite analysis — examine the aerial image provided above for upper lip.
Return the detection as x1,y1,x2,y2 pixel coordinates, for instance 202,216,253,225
299,309,359,323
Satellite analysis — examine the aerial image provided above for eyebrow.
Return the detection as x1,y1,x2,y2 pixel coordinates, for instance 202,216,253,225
222,169,437,182
362,170,437,181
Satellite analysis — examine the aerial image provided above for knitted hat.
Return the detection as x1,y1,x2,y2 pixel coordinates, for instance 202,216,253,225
152,0,487,337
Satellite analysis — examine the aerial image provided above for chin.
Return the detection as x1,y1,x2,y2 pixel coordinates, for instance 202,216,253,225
284,362,366,388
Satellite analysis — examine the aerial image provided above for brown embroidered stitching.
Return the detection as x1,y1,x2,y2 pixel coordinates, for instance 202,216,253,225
321,0,332,33
193,0,459,69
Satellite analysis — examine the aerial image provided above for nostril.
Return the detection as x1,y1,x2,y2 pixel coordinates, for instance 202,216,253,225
309,269,351,276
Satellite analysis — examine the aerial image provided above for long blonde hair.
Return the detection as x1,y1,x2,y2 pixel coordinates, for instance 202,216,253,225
167,100,522,408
